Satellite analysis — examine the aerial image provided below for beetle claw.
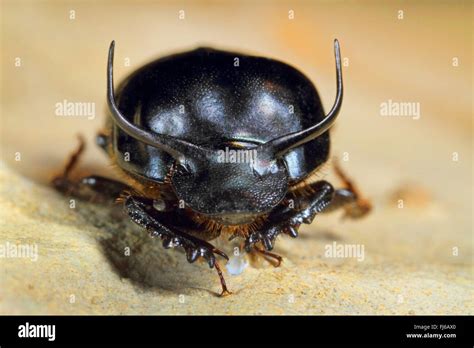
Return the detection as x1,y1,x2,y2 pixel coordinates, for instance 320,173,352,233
245,225,282,252
185,248,199,263
262,236,274,251
212,248,229,261
219,289,233,297
207,253,216,268
162,236,173,249
286,225,299,238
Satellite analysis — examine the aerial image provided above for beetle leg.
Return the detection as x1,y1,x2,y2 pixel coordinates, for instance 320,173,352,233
123,195,231,296
57,134,86,179
214,261,232,296
245,180,334,252
326,160,372,219
253,245,283,267
290,162,371,220
52,136,131,203
245,165,371,251
53,175,131,203
321,188,372,219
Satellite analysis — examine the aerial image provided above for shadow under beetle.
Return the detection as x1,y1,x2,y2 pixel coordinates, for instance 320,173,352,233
53,39,371,296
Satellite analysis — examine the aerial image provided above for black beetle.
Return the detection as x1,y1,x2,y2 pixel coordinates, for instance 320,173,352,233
53,39,370,296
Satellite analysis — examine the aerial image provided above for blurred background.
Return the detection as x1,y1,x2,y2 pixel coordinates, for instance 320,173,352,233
0,0,472,314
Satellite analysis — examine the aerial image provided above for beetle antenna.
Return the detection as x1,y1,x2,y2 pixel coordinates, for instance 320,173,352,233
258,39,343,159
107,41,209,162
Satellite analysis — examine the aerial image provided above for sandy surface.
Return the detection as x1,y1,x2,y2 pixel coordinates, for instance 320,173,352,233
0,159,472,315
0,1,472,314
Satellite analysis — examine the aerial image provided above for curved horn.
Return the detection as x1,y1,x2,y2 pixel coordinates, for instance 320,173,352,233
107,41,207,161
259,39,343,158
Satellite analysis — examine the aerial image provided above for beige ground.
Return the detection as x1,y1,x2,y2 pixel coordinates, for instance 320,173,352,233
0,1,472,314
0,160,472,314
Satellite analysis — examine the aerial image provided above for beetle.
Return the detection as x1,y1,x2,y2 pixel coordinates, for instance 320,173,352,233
53,39,371,296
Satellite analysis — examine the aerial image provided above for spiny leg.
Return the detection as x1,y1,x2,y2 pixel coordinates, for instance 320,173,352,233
123,195,231,296
52,137,231,295
52,135,131,203
245,163,371,252
245,180,335,252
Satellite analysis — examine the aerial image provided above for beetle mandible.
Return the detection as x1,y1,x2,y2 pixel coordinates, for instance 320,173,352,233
53,39,371,296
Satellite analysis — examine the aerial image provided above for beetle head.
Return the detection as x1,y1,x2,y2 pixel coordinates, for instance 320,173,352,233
170,145,289,225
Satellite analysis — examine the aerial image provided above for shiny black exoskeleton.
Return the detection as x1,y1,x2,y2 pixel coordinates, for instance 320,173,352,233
53,39,371,296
